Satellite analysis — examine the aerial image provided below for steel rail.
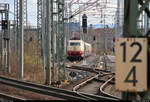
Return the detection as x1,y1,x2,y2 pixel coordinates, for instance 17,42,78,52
73,74,100,92
0,93,26,101
94,68,111,73
0,76,87,100
99,77,121,100
72,74,119,101
66,66,99,74
67,65,111,73
79,92,119,101
73,73,115,92
66,56,112,75
0,76,114,100
93,78,115,85
97,55,119,99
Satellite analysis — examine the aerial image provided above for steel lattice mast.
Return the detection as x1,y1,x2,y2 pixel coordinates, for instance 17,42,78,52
14,0,19,51
24,0,28,27
37,0,55,84
14,0,27,51
57,0,66,81
50,0,55,82
36,0,42,66
0,4,10,74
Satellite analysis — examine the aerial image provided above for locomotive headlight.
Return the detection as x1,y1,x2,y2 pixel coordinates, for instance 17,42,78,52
100,62,104,64
100,65,103,68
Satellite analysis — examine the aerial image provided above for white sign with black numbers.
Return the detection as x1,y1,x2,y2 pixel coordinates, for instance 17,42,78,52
115,38,147,92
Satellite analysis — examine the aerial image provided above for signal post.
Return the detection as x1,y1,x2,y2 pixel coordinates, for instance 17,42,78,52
82,14,87,65
0,4,10,74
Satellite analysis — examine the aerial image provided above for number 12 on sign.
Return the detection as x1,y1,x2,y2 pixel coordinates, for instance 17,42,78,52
115,38,147,92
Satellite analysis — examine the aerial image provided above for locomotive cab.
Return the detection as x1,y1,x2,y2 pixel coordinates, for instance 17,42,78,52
67,40,84,60
67,39,91,61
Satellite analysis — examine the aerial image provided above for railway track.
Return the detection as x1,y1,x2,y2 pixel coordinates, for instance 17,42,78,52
71,54,120,100
99,76,120,100
98,55,121,99
66,66,99,74
66,55,103,83
73,73,120,101
73,74,100,92
0,55,117,100
0,76,117,100
0,93,26,101
66,65,113,76
0,76,86,100
66,55,113,74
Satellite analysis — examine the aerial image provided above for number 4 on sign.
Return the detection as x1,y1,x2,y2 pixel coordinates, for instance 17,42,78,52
124,66,138,87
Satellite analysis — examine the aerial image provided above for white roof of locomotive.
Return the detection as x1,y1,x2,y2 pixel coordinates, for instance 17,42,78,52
68,40,91,46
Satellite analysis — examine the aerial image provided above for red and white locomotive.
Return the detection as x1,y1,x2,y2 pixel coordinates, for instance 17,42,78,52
67,38,92,60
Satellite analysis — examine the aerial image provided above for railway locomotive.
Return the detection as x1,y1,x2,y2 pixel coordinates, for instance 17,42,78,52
67,39,92,61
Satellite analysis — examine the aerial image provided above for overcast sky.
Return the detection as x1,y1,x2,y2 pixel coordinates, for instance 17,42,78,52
0,0,119,27
0,0,37,26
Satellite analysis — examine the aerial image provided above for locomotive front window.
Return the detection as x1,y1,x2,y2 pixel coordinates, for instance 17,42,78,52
70,42,80,46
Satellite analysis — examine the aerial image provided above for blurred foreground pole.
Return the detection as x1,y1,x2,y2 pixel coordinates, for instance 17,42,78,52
122,0,150,100
45,0,51,85
41,0,46,72
122,0,138,100
51,0,55,82
57,0,66,81
18,0,24,79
